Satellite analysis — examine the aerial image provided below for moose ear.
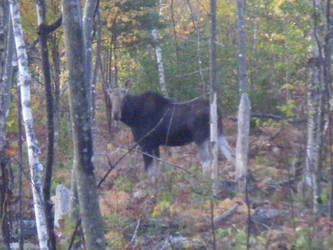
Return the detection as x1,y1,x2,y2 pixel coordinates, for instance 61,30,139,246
124,79,133,89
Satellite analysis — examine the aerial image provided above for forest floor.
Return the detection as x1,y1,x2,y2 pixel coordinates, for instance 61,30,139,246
87,109,333,249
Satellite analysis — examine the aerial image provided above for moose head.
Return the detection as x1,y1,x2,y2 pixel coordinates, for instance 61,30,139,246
107,79,132,121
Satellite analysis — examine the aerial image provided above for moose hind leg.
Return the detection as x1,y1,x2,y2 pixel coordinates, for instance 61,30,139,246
218,134,235,165
198,139,212,176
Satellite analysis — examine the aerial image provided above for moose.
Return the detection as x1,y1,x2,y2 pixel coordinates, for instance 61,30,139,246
107,80,235,180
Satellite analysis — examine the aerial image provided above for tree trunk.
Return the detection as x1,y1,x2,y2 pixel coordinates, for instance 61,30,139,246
0,0,13,152
9,0,49,248
17,87,24,250
61,0,106,248
0,1,14,247
209,0,219,196
324,0,333,219
303,57,323,213
49,33,61,143
170,0,180,68
69,0,99,220
236,0,251,193
300,0,325,213
82,0,98,122
34,1,57,248
151,0,167,97
235,94,250,192
152,28,168,97
186,0,206,93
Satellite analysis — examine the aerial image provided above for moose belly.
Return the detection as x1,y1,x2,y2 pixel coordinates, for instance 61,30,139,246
160,129,193,146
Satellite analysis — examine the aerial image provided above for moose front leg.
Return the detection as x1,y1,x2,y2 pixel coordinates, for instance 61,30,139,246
142,146,161,183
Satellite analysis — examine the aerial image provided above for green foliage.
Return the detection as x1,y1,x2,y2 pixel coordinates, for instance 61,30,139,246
6,97,19,134
215,227,248,249
103,0,163,48
152,200,172,217
114,175,134,193
294,228,321,250
278,100,296,118
105,214,132,232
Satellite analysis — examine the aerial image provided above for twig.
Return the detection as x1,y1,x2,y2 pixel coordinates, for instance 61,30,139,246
118,146,194,175
210,200,217,250
130,218,141,246
246,175,251,250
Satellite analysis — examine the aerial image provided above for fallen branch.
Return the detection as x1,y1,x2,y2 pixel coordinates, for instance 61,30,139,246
196,202,242,233
213,202,242,227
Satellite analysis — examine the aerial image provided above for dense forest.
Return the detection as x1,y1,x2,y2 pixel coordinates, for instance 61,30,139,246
1,0,333,249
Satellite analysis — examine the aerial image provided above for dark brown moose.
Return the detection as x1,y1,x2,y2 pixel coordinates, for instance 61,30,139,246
107,80,234,180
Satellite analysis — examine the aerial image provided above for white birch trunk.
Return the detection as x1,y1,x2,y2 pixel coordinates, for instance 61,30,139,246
236,0,251,193
9,0,49,248
210,92,219,189
152,28,168,97
301,0,324,213
209,0,219,195
303,57,323,213
235,93,251,192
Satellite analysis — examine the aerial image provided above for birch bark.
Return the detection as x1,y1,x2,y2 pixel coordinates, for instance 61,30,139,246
304,57,323,213
9,0,49,248
151,0,167,97
209,0,219,194
152,27,168,97
236,0,251,193
301,0,324,213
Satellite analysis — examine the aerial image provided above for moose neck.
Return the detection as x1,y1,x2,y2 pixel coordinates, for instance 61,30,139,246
120,94,140,127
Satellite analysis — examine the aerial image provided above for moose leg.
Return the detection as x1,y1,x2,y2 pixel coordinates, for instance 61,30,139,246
142,147,154,172
198,139,212,176
150,148,161,182
218,134,235,165
142,146,161,183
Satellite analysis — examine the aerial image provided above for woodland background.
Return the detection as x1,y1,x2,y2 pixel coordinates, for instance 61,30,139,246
1,0,333,249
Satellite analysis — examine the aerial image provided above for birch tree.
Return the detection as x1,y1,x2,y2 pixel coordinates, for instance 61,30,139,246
61,0,106,248
209,0,219,193
235,0,251,193
151,0,168,97
301,0,324,213
9,0,49,248
304,57,323,213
